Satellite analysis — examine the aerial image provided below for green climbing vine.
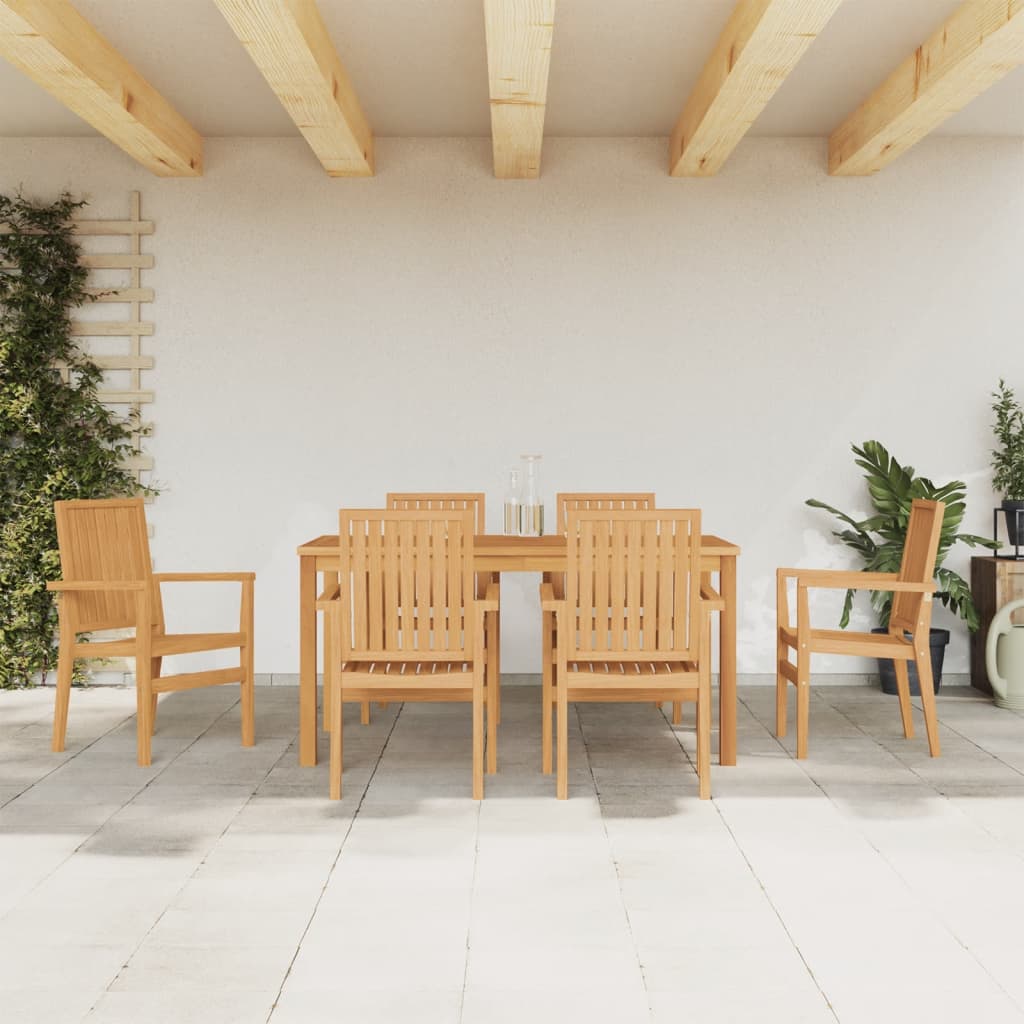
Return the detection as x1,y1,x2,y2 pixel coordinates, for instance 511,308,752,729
0,192,150,687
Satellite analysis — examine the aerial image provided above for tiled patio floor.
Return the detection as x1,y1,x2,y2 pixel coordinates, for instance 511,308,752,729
2,682,1024,1024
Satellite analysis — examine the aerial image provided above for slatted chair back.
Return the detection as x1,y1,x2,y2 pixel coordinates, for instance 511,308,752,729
889,499,945,635
53,498,161,633
556,493,656,534
564,509,701,662
387,493,486,534
339,510,476,662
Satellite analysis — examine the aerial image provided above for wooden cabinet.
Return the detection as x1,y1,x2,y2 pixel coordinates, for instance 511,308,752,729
971,557,1024,693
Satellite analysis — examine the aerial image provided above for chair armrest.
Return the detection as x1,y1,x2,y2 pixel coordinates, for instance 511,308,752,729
780,569,935,593
47,579,145,592
152,572,255,583
539,582,564,613
700,583,725,611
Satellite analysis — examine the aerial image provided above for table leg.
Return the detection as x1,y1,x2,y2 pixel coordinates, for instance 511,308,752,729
719,555,737,766
299,553,318,767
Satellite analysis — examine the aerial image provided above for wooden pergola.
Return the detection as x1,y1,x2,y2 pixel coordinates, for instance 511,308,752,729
1,0,1023,180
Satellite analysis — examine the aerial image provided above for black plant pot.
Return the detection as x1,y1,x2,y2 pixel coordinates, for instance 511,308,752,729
871,627,949,695
1003,500,1024,547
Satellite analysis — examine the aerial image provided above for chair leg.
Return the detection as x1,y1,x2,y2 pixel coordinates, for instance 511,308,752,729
322,617,333,732
150,658,161,737
136,659,154,767
360,702,371,726
240,664,255,749
698,695,711,801
893,659,915,739
486,619,498,775
240,580,255,747
915,647,941,757
698,618,712,799
51,619,74,753
542,609,553,775
329,670,343,800
473,671,484,801
556,684,569,800
672,702,683,726
776,647,788,739
489,598,501,729
796,652,810,760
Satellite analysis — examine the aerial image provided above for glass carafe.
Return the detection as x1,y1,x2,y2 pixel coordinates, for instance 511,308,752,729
519,454,544,537
503,469,521,536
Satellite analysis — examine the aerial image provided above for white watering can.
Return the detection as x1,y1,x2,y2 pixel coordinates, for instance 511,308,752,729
986,598,1024,711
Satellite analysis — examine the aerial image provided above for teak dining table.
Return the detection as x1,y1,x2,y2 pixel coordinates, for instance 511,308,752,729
296,533,741,768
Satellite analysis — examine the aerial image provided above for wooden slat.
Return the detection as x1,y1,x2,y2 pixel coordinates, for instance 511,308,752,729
2,255,153,271
85,287,155,303
0,0,201,176
96,389,154,405
483,0,556,179
71,321,154,337
0,219,154,236
670,0,841,176
153,666,244,693
213,0,373,177
830,0,1024,176
55,355,154,371
368,522,383,651
351,519,368,652
80,254,155,270
74,219,155,236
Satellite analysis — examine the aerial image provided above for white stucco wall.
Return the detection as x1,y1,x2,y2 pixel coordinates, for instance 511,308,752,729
2,136,1019,678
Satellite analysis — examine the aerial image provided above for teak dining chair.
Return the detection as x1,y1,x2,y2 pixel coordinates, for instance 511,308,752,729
335,493,499,729
324,510,498,800
545,494,685,731
47,498,255,766
541,509,712,800
555,493,656,534
776,498,945,759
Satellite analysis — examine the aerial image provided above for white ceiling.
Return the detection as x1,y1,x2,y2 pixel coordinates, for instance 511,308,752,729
1,0,1023,140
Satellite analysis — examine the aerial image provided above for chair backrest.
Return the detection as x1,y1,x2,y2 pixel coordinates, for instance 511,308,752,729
890,499,946,634
556,493,656,534
53,497,159,633
339,509,476,662
387,493,486,535
564,509,701,662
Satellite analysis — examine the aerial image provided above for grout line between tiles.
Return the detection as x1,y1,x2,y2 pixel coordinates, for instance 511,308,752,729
265,702,405,1023
456,786,483,1024
674,695,842,1023
576,702,656,1018
82,693,289,1019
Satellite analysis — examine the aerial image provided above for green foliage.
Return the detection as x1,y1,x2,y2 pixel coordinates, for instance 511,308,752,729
0,192,149,688
991,379,1024,501
806,441,997,632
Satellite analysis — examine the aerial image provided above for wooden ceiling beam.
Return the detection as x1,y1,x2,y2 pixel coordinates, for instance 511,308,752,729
670,0,841,177
214,0,373,177
0,0,201,176
830,0,1024,176
483,0,556,179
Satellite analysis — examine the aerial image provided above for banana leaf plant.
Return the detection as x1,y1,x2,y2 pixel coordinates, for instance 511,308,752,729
806,441,997,632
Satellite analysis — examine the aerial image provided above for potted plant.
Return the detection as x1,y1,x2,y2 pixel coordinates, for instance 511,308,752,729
991,379,1024,547
807,441,996,695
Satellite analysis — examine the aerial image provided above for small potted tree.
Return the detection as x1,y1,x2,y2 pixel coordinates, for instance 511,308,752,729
807,441,996,694
991,379,1024,548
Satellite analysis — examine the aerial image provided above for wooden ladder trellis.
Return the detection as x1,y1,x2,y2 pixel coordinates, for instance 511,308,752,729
70,190,155,488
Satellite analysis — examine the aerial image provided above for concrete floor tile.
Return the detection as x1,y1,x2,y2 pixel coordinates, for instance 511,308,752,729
2,683,1024,1023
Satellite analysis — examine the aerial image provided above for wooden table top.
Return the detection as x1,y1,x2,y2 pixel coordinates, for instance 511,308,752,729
298,533,740,557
